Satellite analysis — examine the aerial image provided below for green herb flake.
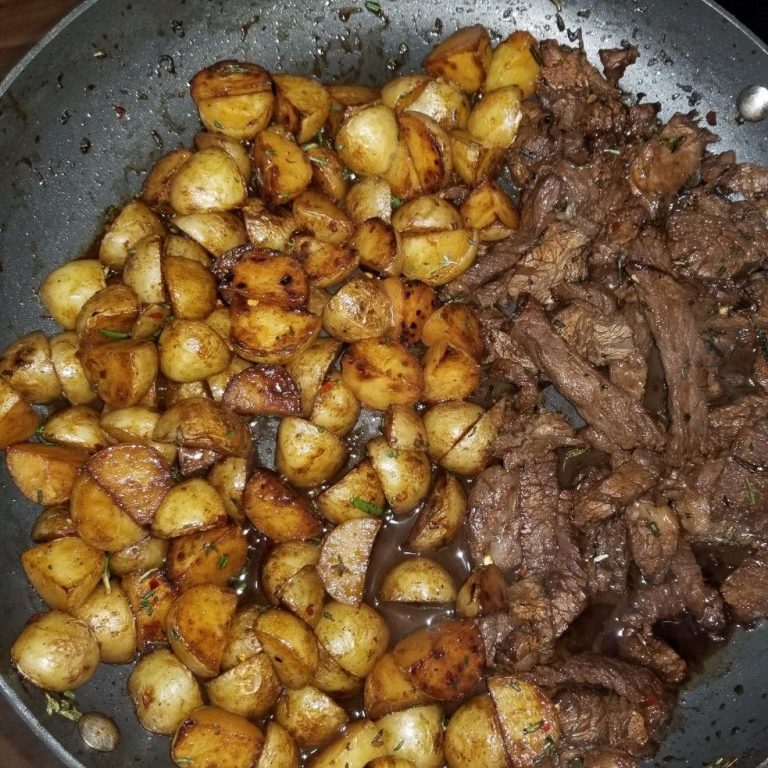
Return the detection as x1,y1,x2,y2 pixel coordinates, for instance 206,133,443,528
316,424,326,433
508,679,521,690
646,521,661,537
350,497,384,516
322,611,334,621
102,557,111,594
213,120,224,129
603,148,621,156
330,103,343,112
34,424,58,446
745,477,757,507
364,1,382,14
217,554,230,570
220,63,250,75
393,739,405,752
203,542,218,553
170,627,182,642
175,757,193,766
662,135,684,152
522,719,544,735
371,728,384,746
99,328,131,340
391,194,404,209
45,692,82,722
139,588,157,616
309,155,328,166
302,142,320,152
385,449,399,458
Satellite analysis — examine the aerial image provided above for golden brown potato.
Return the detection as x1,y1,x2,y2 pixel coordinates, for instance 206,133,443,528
166,584,238,679
173,211,247,257
74,580,137,664
314,601,389,679
383,139,423,201
364,652,433,720
48,332,96,406
422,340,480,402
108,536,168,577
322,275,393,343
40,259,107,330
69,472,146,552
276,417,347,490
398,112,453,195
382,405,427,452
467,86,523,149
455,564,509,619
485,30,541,98
392,619,484,701
400,229,478,287
221,606,266,671
153,396,251,458
261,542,321,605
195,131,252,181
167,524,248,591
30,504,75,543
222,364,301,416
169,148,247,215
11,610,100,692
152,478,229,539
436,400,503,476
307,719,387,768
381,277,438,345
142,149,194,212
459,179,520,241
275,686,348,748
420,303,484,361
289,235,359,289
191,60,274,140
165,232,212,268
0,331,61,404
205,652,281,719
398,78,471,131
277,564,326,628
318,517,381,606
285,338,342,417
293,190,354,246
376,704,445,768
130,302,174,346
381,74,431,110
171,705,265,768
122,568,177,652
335,104,399,176
99,406,176,466
367,436,432,515
422,400,485,462
449,129,505,186
162,253,218,321
487,676,560,767
312,643,362,698
86,443,173,526
206,355,251,403
255,607,319,689
444,694,507,768
128,648,204,734
316,459,386,525
122,235,166,305
273,74,331,144
256,722,300,768
242,199,298,251
79,339,158,408
22,537,105,613
6,442,90,505
341,338,423,411
309,371,360,437
423,25,492,94
379,558,457,604
159,319,231,383
99,200,165,270
391,195,460,234
407,470,467,552
39,405,106,452
252,125,313,205
344,176,393,224
306,145,350,204
207,456,248,524
348,219,402,277
243,468,322,541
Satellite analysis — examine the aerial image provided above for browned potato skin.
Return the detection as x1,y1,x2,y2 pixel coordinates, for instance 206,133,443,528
222,606,266,671
398,112,453,195
322,275,394,343
171,705,265,768
255,607,320,689
273,73,331,145
223,364,301,416
292,190,354,246
316,459,386,525
421,303,484,361
167,524,248,591
85,444,173,526
274,686,348,748
348,218,402,276
123,568,177,653
307,145,350,204
205,652,281,719
392,619,484,701
243,468,322,542
142,149,194,212
0,331,62,404
75,580,137,663
109,536,169,577
208,456,249,524
289,235,359,289
6,442,90,505
318,517,382,606
455,565,510,619
407,470,467,552
378,558,457,604
444,694,508,768
75,284,140,344
0,378,40,447
449,129,505,186
382,405,428,452
242,200,298,251
363,652,434,720
381,278,438,345
276,417,348,490
422,25,492,94
162,253,218,321
252,126,313,205
256,722,300,768
31,505,76,543
285,338,342,417
422,340,481,402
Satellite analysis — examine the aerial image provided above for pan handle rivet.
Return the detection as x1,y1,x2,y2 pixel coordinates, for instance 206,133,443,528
737,85,768,122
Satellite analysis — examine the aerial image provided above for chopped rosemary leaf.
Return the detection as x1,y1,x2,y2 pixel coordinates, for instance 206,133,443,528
350,497,384,516
522,719,544,734
99,328,131,339
365,1,382,14
216,554,230,570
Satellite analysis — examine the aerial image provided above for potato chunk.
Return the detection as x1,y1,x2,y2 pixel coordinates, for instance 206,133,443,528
422,25,492,93
6,442,90,505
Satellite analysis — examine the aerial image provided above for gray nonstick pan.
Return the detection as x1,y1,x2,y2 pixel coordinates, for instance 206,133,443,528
0,1,767,766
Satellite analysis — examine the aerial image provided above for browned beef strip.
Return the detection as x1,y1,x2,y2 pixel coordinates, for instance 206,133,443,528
582,517,630,597
625,500,680,584
721,162,768,199
615,630,687,685
628,265,708,464
721,550,768,622
599,47,639,85
511,303,665,451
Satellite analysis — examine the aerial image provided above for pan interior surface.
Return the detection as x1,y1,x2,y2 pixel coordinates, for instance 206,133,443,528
0,1,767,766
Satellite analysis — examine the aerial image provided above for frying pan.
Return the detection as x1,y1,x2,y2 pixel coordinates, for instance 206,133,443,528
0,1,767,766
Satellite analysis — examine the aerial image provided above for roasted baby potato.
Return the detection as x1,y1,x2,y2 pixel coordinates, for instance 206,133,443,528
459,179,520,242
444,694,507,768
256,722,300,768
322,275,394,342
276,417,348,489
381,277,438,345
335,104,399,176
6,442,90,506
364,652,433,720
398,112,453,195
292,190,354,246
205,652,281,719
261,542,321,605
316,459,386,524
173,211,247,257
367,436,432,515
407,470,467,552
348,218,402,276
375,704,445,768
108,536,169,577
167,524,248,591
222,364,301,416
397,78,470,131
195,131,252,180
449,129,505,186
39,404,106,452
255,607,319,689
275,685,348,748
273,73,331,144
30,504,76,543
309,371,360,437
485,30,541,98
379,558,457,604
307,719,387,768
242,199,298,251
285,338,342,417
0,330,62,404
122,568,177,653
159,319,231,383
422,25,492,94
169,148,247,215
162,252,218,320
420,303,484,361
74,580,137,664
221,605,265,671
152,478,229,539
40,260,107,330
252,125,313,205
422,340,480,402
382,405,428,452
99,200,165,270
142,149,194,212
344,176,393,223
467,86,524,149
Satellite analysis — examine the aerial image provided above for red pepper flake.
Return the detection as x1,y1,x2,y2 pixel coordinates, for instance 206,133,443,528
706,110,717,126
541,721,551,733
113,105,127,118
319,379,335,394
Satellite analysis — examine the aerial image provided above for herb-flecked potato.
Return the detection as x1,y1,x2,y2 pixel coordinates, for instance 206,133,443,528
276,416,348,489
375,704,445,768
316,459,386,524
255,607,320,689
444,694,507,768
378,558,457,604
274,685,348,748
74,580,137,664
205,652,281,719
256,722,300,768
0,330,62,404
367,436,432,515
307,719,388,768
407,470,467,552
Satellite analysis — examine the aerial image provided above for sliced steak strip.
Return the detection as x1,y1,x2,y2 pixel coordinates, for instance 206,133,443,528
721,550,768,623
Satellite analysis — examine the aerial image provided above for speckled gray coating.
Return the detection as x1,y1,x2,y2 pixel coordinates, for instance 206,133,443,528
0,1,766,767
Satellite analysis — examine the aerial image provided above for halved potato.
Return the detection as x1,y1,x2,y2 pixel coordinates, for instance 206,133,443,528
341,339,423,411
262,542,321,605
222,605,266,671
128,648,204,734
162,253,218,320
166,584,238,679
142,149,194,212
400,229,478,286
169,148,247,214
0,331,62,404
444,694,507,768
208,456,249,523
285,338,342,417
22,537,105,613
383,139,422,201
313,643,362,698
382,405,428,452
206,355,252,402
109,536,169,577
306,145,350,204
252,125,313,205
316,459,386,525
455,564,509,619
392,619,484,701
349,219,402,276
31,504,75,543
459,179,520,242
398,112,453,194
289,235,359,288
344,176,392,224
292,190,354,245
99,406,176,465
314,600,389,679
40,405,106,452
307,719,387,768
398,78,471,131
205,652,281,719
195,131,252,181
467,87,524,149
381,74,432,110
167,524,248,591
49,332,96,405
191,60,274,140
318,518,382,606
159,319,231,382
6,442,90,505
379,558,457,603
122,235,166,304
422,340,480,402
173,211,247,257
256,722,300,768
309,371,360,437
381,277,438,345
171,705,265,768
152,478,228,539
407,470,467,552
273,73,331,144
255,607,319,689
222,364,301,416
40,259,107,330
421,303,484,361
485,30,541,98
392,195,460,234
276,417,347,490
243,468,322,541
438,401,503,476
367,437,432,515
122,568,177,653
242,199,298,251
422,401,485,462
376,704,445,768
75,580,137,663
278,565,326,628
275,685,348,748
364,652,433,720
422,24,492,93
335,104,399,176
99,200,165,270
449,129,505,186
322,275,393,343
